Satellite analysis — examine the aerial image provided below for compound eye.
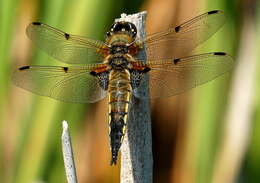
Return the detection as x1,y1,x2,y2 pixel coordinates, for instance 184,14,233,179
113,22,122,32
128,23,137,37
124,24,131,31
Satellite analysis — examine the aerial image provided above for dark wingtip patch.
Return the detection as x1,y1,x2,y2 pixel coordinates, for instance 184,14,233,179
174,58,180,64
214,52,226,56
208,10,219,15
64,33,70,40
32,22,42,26
175,26,180,33
19,66,30,70
63,67,68,72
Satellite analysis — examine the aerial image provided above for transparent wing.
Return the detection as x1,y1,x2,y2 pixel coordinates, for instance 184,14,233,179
26,22,108,64
133,52,233,99
12,64,108,103
137,10,225,60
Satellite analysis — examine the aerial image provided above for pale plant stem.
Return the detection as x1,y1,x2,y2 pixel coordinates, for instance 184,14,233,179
61,121,78,183
116,12,153,183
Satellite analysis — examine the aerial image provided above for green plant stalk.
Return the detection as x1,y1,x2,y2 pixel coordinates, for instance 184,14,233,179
0,0,19,182
13,0,67,182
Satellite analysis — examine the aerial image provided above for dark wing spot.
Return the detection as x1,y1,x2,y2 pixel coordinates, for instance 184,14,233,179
142,67,151,73
63,67,68,73
175,26,180,33
174,58,180,64
64,33,70,40
19,66,30,70
214,52,226,56
32,22,42,26
90,71,97,76
208,10,219,15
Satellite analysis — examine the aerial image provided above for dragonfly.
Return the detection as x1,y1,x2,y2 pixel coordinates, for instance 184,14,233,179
13,10,233,165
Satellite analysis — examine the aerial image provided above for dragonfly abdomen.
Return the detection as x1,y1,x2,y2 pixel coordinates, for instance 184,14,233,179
108,69,131,165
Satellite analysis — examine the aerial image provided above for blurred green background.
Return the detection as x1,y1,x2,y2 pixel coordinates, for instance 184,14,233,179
0,0,259,182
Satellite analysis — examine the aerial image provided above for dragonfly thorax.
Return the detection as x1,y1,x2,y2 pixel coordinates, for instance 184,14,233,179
110,44,128,54
109,56,129,70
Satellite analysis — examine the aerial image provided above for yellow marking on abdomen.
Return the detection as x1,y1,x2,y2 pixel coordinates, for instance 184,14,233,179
107,69,132,165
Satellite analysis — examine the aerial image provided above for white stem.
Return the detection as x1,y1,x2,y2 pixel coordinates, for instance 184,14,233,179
62,121,78,183
117,12,153,183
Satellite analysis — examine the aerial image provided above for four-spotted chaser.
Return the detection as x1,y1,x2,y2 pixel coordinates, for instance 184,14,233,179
13,10,233,165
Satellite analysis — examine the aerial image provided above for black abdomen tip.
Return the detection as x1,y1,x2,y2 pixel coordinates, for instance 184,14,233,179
19,66,30,70
208,10,220,15
110,153,118,165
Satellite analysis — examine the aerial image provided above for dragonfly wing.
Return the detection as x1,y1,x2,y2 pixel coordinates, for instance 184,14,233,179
13,64,108,103
137,10,225,60
27,22,108,64
133,52,233,99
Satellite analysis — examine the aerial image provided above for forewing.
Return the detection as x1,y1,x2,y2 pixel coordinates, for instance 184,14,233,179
138,10,225,60
133,52,233,99
12,64,108,103
26,22,108,64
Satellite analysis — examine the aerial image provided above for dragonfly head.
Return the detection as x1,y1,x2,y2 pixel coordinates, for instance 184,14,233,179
106,21,137,40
